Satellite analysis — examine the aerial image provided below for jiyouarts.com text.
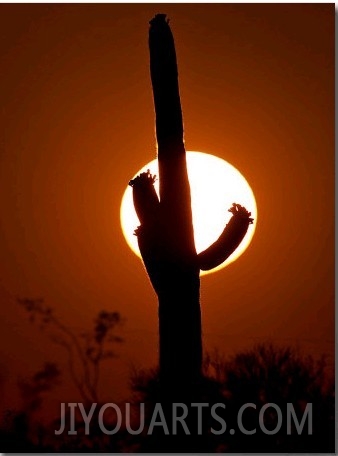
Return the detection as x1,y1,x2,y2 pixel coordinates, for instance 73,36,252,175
54,402,313,436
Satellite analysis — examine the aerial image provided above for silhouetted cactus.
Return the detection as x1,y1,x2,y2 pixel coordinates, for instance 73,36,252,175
129,14,253,390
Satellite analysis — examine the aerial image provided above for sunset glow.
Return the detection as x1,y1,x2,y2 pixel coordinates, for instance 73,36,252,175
0,5,334,449
120,151,257,274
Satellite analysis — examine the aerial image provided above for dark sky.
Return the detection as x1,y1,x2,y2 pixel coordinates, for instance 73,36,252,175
0,3,334,415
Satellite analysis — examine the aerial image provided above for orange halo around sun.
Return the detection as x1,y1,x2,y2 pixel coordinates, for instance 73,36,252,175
120,151,257,275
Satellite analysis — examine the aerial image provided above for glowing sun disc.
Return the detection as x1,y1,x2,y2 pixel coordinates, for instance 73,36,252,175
120,151,257,275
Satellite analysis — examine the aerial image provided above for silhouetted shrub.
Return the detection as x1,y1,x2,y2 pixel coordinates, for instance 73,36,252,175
128,343,334,453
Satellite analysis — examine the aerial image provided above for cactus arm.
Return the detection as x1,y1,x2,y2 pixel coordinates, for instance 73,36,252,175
133,225,162,295
198,204,254,271
129,170,159,226
129,171,162,292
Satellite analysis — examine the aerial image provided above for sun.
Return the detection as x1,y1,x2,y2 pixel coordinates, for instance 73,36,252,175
120,151,257,275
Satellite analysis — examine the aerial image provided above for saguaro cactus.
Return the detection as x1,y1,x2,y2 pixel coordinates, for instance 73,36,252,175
129,14,253,389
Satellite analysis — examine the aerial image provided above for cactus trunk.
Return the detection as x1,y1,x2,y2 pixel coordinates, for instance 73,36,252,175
149,14,202,387
129,15,253,395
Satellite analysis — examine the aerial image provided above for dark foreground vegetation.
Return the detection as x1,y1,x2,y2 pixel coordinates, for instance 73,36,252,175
1,330,334,452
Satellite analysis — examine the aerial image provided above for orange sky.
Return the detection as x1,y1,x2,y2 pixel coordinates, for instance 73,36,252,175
0,4,334,416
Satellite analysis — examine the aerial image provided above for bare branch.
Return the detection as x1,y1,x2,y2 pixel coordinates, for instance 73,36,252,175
18,299,124,404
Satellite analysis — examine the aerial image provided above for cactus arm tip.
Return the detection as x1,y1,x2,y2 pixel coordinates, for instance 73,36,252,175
129,171,159,227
